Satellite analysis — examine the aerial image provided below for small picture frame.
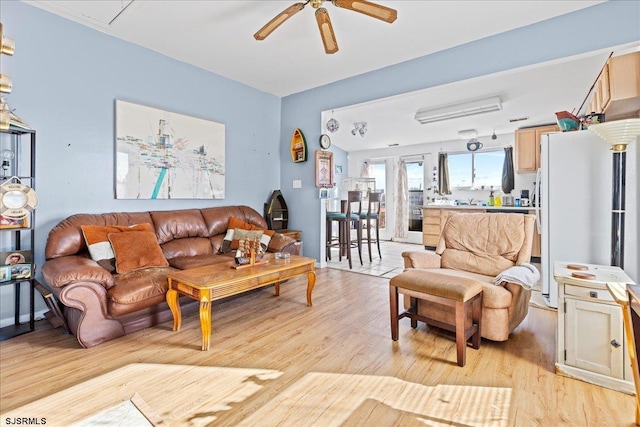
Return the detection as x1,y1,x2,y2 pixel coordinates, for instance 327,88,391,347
319,188,331,199
335,165,343,175
10,263,32,280
1,250,33,266
0,265,10,282
315,150,334,189
0,215,28,229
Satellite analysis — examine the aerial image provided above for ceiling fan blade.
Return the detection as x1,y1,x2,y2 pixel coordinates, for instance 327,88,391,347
254,2,306,41
332,0,397,23
315,8,339,54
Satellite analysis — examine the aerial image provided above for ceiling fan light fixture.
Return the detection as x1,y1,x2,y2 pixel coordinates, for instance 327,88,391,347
315,8,338,54
332,0,397,23
254,2,306,40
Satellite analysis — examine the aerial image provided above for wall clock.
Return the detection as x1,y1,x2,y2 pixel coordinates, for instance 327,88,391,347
319,134,331,150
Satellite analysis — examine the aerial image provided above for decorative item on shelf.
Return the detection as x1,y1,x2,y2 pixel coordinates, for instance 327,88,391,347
580,112,605,130
0,177,38,219
1,149,13,178
0,99,31,131
555,111,580,132
290,128,308,163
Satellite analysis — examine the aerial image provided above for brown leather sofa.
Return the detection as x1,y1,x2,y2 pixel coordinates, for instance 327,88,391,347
41,206,299,348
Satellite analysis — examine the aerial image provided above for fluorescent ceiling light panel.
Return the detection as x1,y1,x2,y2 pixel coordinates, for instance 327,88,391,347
415,96,503,124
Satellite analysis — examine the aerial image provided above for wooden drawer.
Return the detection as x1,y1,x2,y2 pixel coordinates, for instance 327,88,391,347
564,284,615,303
423,224,440,235
423,209,441,217
423,234,439,246
423,216,440,225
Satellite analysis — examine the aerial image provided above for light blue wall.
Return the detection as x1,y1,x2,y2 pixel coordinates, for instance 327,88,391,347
281,0,640,262
0,1,281,318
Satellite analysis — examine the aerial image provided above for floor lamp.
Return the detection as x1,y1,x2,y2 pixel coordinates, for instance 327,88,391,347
589,118,640,269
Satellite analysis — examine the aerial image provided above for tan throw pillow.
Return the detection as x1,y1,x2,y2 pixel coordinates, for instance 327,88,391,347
220,217,275,253
81,223,154,272
108,231,169,274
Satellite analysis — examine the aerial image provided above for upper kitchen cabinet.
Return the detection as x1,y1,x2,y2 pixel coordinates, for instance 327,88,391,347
515,124,559,173
587,51,640,119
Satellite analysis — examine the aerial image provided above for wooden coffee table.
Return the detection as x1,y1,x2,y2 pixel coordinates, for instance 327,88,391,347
166,253,316,350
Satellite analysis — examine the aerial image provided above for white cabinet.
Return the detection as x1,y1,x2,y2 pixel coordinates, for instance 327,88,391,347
555,262,635,394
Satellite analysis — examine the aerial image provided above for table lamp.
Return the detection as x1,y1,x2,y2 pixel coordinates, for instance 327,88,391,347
589,118,640,269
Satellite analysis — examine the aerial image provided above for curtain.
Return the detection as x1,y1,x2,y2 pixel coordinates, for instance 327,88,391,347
394,158,408,240
360,161,372,178
437,153,451,195
502,146,515,194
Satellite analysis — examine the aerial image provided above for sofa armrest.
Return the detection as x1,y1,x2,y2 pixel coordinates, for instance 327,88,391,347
42,256,115,290
268,233,300,255
401,251,442,269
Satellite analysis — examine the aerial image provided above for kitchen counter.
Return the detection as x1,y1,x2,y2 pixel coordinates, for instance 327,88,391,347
423,205,538,212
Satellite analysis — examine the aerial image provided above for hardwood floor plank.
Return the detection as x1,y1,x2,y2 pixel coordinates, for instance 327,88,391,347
0,268,635,426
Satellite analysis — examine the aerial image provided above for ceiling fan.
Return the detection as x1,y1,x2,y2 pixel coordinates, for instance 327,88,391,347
254,0,397,54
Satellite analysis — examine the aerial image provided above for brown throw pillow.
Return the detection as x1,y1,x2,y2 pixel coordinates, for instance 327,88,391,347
108,231,169,274
81,223,154,272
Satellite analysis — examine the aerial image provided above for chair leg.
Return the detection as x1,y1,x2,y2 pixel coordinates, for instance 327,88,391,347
366,221,373,262
471,293,482,350
345,221,352,269
390,285,399,341
326,219,332,261
357,221,363,265
455,300,466,367
375,219,382,259
409,297,418,329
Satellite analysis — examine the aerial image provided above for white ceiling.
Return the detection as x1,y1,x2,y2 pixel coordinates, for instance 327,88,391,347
26,0,637,151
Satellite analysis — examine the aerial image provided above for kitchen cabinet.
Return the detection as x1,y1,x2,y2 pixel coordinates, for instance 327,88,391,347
555,262,634,394
515,124,559,173
587,51,640,120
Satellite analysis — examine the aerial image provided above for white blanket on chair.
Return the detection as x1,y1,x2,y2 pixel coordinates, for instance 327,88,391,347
493,263,540,290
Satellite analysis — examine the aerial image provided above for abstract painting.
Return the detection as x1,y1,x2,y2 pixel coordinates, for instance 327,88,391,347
115,100,225,199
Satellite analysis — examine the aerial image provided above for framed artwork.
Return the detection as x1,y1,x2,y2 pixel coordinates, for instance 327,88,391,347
315,150,334,189
335,164,343,175
0,215,27,229
115,100,226,199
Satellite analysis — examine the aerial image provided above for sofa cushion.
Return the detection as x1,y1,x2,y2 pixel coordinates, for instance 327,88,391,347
439,213,525,276
221,217,274,253
169,252,234,270
161,237,213,260
108,267,174,317
81,223,154,273
108,231,169,274
150,209,208,245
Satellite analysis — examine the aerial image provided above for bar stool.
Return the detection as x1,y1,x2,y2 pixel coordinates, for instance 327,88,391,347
325,191,363,269
360,191,382,262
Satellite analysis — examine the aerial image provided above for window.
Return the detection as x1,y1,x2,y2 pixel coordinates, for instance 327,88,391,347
448,149,504,189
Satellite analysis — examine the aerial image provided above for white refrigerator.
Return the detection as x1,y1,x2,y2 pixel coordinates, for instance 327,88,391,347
539,130,611,308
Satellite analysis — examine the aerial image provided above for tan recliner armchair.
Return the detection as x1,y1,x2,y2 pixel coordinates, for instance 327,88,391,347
402,212,536,341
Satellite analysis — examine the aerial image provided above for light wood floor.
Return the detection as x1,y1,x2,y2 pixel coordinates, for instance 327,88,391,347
0,268,635,426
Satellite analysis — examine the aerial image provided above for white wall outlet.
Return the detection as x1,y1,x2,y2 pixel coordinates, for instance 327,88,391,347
292,180,302,189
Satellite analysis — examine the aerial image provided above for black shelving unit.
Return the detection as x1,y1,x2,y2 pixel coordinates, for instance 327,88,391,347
0,125,36,341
